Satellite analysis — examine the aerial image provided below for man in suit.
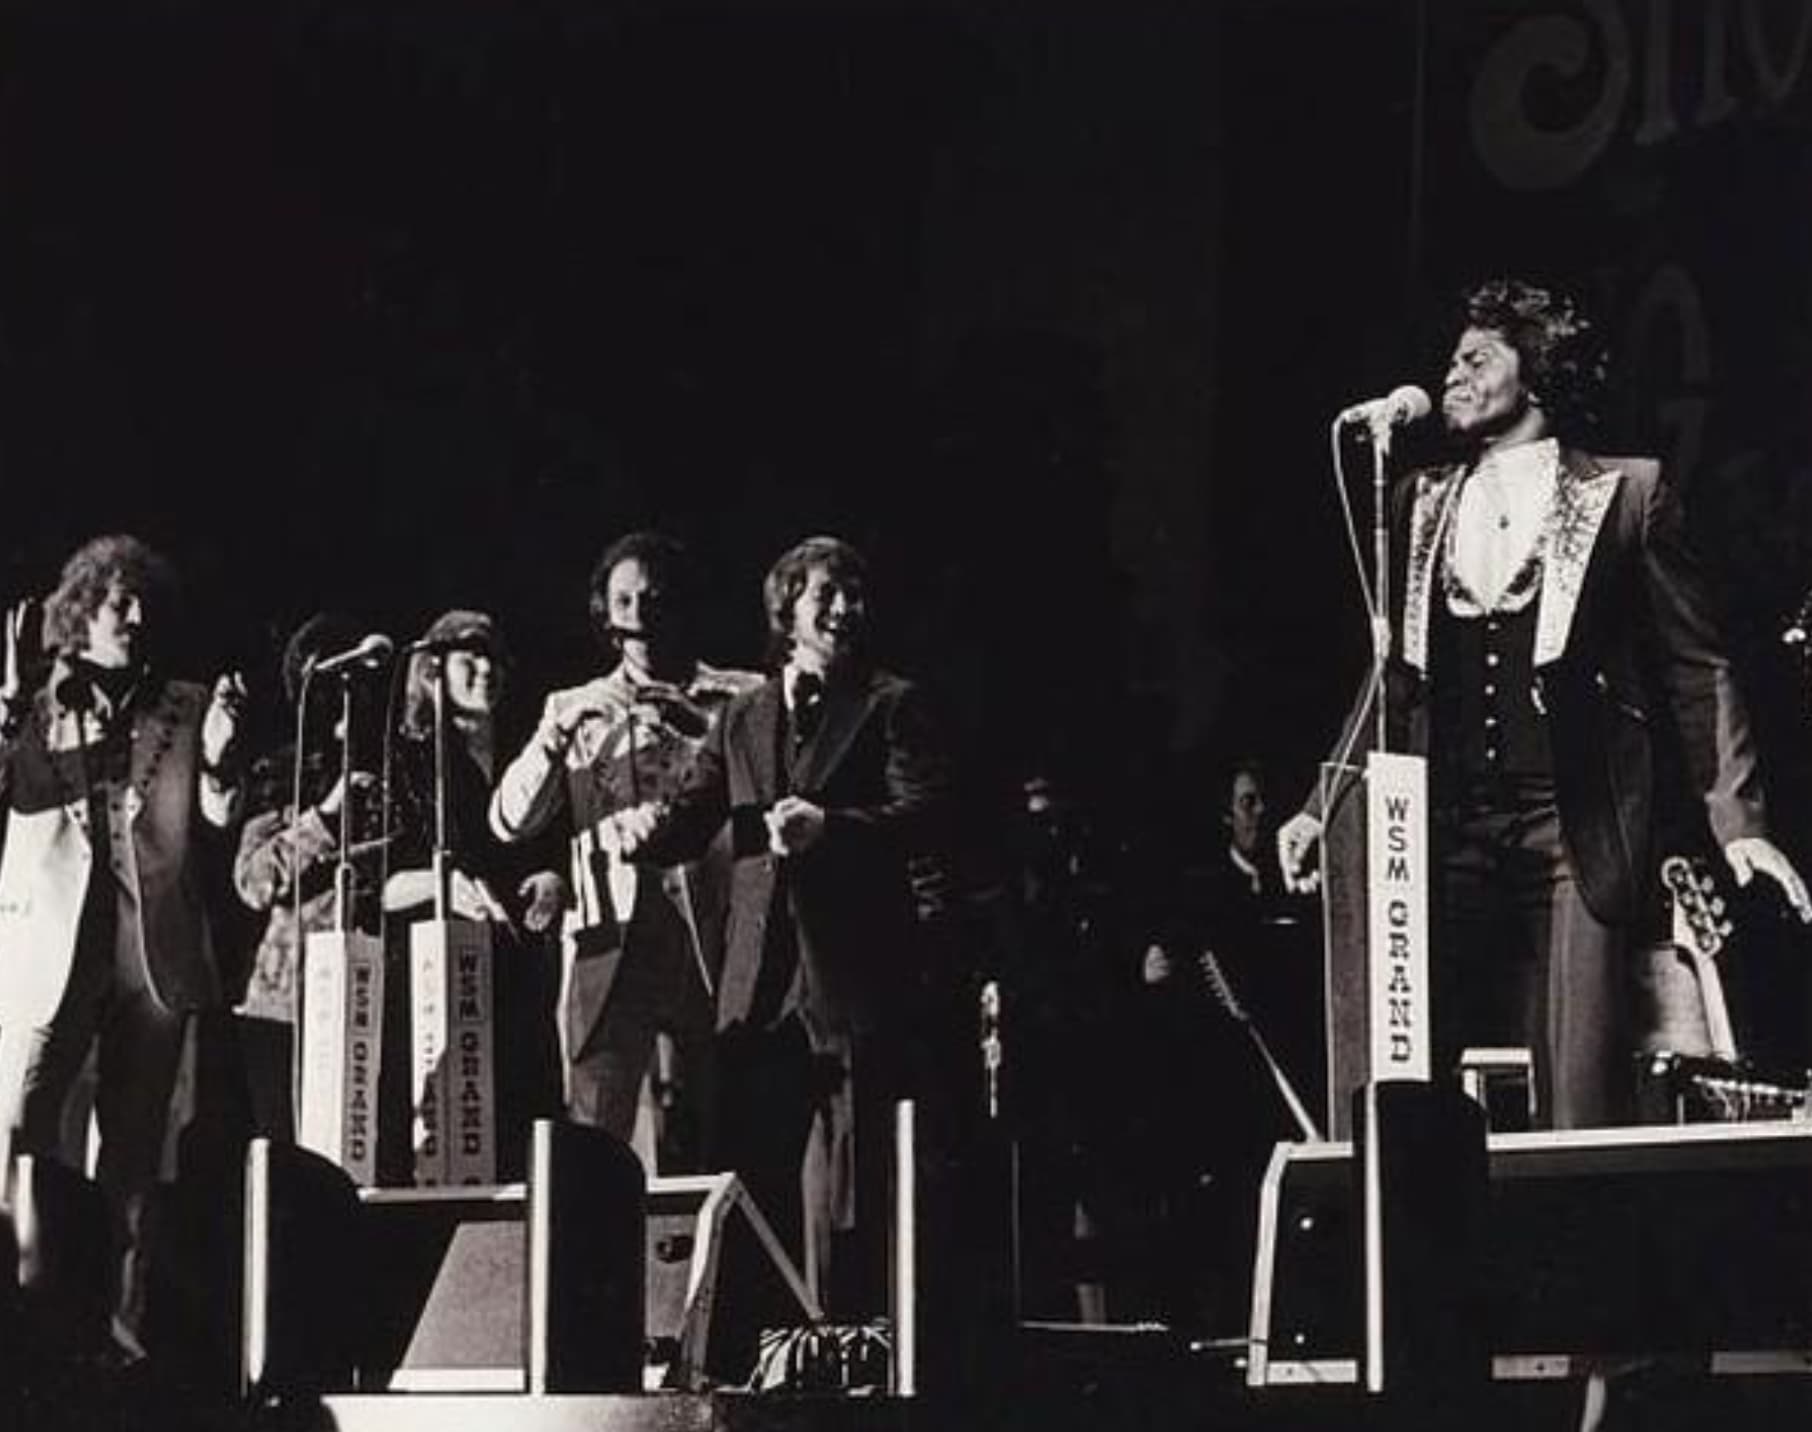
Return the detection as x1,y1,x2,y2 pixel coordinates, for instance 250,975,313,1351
490,533,760,1169
1277,279,1810,1129
0,535,246,1365
615,535,948,1316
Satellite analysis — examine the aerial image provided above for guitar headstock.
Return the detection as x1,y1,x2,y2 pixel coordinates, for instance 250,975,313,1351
1661,854,1734,960
1196,947,1248,1022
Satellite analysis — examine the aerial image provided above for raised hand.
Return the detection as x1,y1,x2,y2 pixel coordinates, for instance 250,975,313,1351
203,670,249,770
539,686,628,752
517,871,568,933
3,598,41,702
629,683,710,738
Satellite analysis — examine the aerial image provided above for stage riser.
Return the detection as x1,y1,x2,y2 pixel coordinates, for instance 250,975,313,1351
301,1392,916,1432
1250,1123,1812,1384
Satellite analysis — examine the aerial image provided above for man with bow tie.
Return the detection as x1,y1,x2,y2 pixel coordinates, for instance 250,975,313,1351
0,535,245,1367
490,532,760,1168
613,535,949,1317
1277,280,1810,1130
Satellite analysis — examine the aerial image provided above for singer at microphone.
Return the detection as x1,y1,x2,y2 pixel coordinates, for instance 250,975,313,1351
1278,277,1811,1133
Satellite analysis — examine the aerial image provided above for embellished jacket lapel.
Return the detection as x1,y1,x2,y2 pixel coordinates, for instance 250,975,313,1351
1534,451,1622,668
126,682,190,822
1402,466,1464,675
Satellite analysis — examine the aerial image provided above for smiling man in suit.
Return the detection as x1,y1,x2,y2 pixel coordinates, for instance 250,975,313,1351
1276,280,1810,1130
615,534,948,1316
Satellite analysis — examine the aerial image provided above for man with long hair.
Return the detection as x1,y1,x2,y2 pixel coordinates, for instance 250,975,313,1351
0,534,246,1365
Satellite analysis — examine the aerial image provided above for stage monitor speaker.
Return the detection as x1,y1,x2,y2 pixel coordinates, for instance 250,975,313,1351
1249,1121,1812,1387
644,1172,821,1390
1351,1080,1489,1395
524,1116,645,1393
244,1124,816,1397
12,1154,111,1357
242,1139,367,1399
244,1121,643,1397
357,1183,531,1391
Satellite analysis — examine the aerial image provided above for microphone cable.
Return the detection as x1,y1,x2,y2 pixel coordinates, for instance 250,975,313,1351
1323,414,1387,788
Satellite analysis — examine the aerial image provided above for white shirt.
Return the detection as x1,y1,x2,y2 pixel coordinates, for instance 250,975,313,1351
1449,437,1559,612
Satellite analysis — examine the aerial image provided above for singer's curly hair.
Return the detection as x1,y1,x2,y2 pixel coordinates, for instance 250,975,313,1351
586,531,699,653
1460,279,1607,437
42,534,180,657
763,535,869,664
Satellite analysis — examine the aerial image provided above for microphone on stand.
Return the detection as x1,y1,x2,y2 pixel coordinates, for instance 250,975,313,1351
304,633,394,679
407,633,491,656
1338,384,1433,438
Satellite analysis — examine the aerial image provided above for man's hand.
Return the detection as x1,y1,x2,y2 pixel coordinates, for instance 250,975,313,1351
518,871,568,933
202,671,249,770
607,801,666,859
1724,836,1812,923
1140,943,1174,986
3,598,40,702
1277,810,1324,894
539,687,627,753
317,770,377,821
452,870,512,924
766,795,827,856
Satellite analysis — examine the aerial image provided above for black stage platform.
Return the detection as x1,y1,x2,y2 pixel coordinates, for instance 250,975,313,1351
12,1324,1812,1432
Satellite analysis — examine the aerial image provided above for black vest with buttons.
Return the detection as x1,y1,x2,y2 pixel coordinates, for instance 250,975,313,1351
1430,595,1554,801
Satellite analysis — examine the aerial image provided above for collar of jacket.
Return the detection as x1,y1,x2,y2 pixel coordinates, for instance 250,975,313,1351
1401,448,1624,676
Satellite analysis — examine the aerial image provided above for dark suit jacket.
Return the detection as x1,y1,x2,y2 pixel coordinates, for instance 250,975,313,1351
1312,447,1766,926
641,665,947,1037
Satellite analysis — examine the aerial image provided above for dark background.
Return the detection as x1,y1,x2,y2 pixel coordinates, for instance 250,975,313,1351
2,0,1809,881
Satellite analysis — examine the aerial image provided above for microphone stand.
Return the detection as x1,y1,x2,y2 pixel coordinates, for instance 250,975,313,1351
294,665,389,1185
1369,420,1394,756
334,676,359,934
409,655,499,1184
291,670,364,1127
288,669,315,1123
432,657,452,924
